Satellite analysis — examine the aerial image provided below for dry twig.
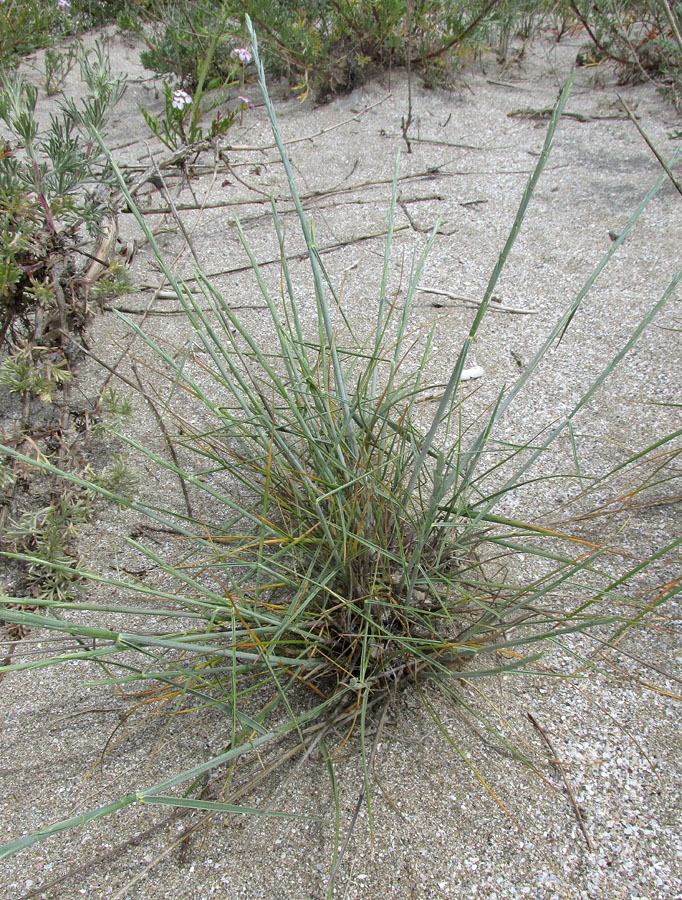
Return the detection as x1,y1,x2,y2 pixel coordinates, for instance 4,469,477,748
527,712,593,851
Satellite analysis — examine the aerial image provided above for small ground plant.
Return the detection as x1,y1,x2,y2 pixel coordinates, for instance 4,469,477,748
573,0,682,105
43,43,81,96
0,42,131,613
137,0,239,87
140,19,254,149
0,0,64,69
0,43,126,352
0,15,681,896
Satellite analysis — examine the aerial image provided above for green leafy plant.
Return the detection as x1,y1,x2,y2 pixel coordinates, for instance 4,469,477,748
133,1,682,104
0,17,680,893
87,454,139,502
0,343,72,402
72,0,162,29
137,0,239,86
0,0,61,69
140,6,255,148
0,42,126,351
492,0,564,62
4,489,90,602
90,259,137,301
137,0,510,99
43,43,80,96
0,0,189,74
573,0,682,106
0,41,132,648
140,79,240,150
100,386,134,420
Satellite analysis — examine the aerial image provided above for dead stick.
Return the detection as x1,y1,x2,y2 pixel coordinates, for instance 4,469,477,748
661,0,682,58
149,149,202,267
221,92,392,152
617,94,682,198
118,94,392,165
527,712,593,851
508,107,630,122
109,725,332,899
102,303,268,312
327,699,391,890
139,225,411,288
131,362,194,521
385,135,490,150
16,809,191,900
420,285,537,315
122,191,443,218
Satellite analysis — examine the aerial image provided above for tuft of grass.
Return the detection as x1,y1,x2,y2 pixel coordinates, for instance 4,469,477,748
0,16,681,892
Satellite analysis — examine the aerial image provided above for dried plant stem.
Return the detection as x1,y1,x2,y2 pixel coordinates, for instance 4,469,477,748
527,713,593,851
131,363,194,520
149,149,202,267
618,94,682,197
137,224,411,289
661,0,682,58
420,285,537,314
16,809,191,900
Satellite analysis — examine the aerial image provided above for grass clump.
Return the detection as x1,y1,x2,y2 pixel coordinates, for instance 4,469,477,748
0,15,681,892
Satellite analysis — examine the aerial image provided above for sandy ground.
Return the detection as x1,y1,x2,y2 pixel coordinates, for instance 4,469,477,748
1,23,681,900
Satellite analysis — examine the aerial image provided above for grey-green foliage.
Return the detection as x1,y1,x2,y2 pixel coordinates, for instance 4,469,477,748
133,0,682,102
0,345,72,402
0,0,155,70
0,42,126,347
44,44,80,96
0,0,62,68
5,492,91,602
88,454,140,503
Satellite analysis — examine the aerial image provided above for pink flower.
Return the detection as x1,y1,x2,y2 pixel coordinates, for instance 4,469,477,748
230,47,252,65
238,96,254,110
171,89,192,110
57,0,71,11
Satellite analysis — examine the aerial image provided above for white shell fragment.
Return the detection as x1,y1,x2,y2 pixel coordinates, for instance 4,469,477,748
461,365,485,381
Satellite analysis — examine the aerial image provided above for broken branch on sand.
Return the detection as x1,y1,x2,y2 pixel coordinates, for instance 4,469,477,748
138,225,411,291
419,285,537,314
